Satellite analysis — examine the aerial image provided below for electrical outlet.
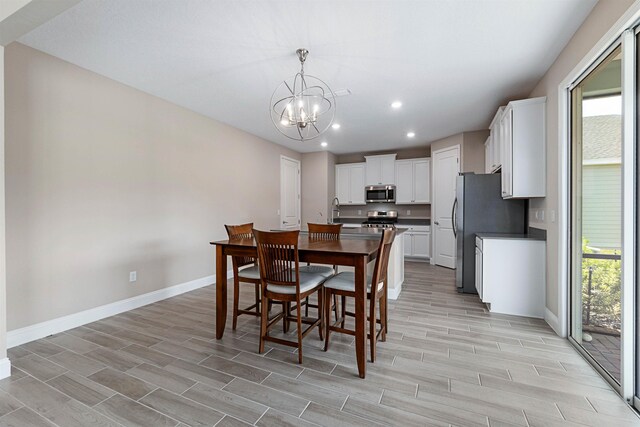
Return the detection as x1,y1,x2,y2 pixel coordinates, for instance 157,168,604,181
357,210,362,215
406,210,411,215
550,210,556,223
129,271,137,282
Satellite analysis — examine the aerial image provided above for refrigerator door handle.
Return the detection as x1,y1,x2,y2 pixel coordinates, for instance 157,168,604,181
452,198,458,238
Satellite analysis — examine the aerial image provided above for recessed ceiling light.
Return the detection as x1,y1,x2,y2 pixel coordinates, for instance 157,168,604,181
391,101,403,109
321,141,328,147
332,123,341,130
406,132,415,138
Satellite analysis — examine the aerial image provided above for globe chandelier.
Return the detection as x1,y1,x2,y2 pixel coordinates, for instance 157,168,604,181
270,48,335,141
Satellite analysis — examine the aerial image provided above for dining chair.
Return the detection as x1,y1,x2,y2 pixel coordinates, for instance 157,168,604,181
300,223,342,320
225,223,262,330
253,229,326,363
322,228,396,362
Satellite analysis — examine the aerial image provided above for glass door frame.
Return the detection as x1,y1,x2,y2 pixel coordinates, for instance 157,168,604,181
567,29,636,402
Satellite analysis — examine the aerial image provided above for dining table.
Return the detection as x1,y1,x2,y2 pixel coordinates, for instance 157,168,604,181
210,232,381,378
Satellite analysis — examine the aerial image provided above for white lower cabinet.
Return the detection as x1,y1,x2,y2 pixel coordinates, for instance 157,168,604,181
475,235,545,318
404,226,430,259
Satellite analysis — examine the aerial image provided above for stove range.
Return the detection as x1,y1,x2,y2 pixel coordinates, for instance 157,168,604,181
361,210,398,229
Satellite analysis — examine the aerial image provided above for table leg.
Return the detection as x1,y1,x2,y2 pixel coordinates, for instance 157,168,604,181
354,256,367,378
216,245,227,339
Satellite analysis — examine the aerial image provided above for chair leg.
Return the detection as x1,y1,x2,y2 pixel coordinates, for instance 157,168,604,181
254,284,260,315
341,296,346,328
381,293,388,342
304,296,310,317
296,297,304,364
259,293,268,354
324,288,332,352
284,302,291,333
232,276,240,330
369,295,377,363
333,295,339,322
317,288,324,341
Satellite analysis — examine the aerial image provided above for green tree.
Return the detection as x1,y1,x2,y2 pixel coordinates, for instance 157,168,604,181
582,239,621,330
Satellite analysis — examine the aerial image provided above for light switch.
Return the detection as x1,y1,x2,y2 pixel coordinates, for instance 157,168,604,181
539,210,545,222
550,210,556,223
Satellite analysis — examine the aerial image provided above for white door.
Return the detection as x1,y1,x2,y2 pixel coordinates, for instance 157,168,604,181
280,156,300,229
432,145,459,268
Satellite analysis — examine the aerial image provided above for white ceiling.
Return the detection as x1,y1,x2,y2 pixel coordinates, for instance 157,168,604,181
18,0,597,154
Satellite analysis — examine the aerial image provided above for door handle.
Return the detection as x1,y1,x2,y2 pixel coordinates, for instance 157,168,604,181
283,221,288,224
452,198,458,238
434,221,439,225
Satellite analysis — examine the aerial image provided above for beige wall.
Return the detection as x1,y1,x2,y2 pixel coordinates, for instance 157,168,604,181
527,0,634,318
5,43,301,330
301,151,330,226
462,130,489,174
0,45,6,361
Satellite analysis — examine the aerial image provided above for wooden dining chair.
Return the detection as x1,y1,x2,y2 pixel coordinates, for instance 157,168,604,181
225,223,262,330
322,228,396,362
300,223,342,320
253,229,326,363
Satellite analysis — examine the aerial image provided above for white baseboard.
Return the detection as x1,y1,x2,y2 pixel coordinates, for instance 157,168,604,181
545,307,565,337
7,270,233,348
388,282,402,300
0,358,10,380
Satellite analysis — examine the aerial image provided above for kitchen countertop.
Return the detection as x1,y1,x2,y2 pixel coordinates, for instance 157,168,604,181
333,217,430,226
476,233,546,241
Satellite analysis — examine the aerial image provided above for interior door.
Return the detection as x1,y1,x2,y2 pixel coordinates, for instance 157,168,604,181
433,145,460,268
280,156,300,229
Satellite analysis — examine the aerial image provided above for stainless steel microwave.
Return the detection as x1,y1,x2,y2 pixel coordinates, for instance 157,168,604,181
365,185,396,203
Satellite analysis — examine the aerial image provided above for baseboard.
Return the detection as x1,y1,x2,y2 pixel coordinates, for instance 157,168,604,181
388,282,402,300
545,307,565,337
0,358,10,380
7,270,233,348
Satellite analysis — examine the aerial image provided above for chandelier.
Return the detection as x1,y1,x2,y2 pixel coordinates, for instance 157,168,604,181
270,48,335,141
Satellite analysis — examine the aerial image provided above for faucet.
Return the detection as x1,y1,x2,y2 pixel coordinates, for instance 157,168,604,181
330,197,340,224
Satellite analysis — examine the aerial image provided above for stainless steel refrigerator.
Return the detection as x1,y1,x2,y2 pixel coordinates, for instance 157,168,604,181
455,173,526,293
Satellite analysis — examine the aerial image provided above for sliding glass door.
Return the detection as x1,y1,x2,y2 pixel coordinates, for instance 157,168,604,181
570,46,623,387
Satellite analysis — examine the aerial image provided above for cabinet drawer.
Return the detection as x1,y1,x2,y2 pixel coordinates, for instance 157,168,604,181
405,225,430,232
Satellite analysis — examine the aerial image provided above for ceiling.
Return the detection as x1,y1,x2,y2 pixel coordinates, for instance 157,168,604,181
18,0,598,154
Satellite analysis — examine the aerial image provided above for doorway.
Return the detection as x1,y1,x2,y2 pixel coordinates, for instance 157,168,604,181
432,145,460,268
280,156,301,230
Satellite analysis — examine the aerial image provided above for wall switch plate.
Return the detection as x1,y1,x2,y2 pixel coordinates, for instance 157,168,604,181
406,210,411,215
539,210,545,221
550,210,556,223
357,210,362,215
129,271,137,282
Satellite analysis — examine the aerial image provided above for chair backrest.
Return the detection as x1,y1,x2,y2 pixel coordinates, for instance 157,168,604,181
225,223,255,267
253,229,300,291
370,229,396,298
307,223,342,240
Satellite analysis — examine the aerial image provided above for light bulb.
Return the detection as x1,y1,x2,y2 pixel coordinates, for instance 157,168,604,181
391,101,402,109
332,123,341,130
406,132,415,138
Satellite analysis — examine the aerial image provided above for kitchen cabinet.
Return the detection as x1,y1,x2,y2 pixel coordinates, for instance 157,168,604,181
475,234,545,317
365,154,396,185
403,225,430,259
395,158,430,204
335,163,366,205
485,107,504,173
499,97,546,198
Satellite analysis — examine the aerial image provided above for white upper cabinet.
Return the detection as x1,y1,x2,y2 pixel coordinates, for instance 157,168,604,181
395,158,430,204
335,163,366,205
500,97,546,199
365,154,396,185
485,107,504,173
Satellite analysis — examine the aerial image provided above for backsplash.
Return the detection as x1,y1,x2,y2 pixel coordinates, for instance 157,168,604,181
338,203,430,218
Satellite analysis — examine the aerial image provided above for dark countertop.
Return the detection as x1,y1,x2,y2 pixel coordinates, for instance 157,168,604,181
333,218,430,226
476,233,546,241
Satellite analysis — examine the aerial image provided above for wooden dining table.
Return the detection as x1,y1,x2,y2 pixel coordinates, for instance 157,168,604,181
210,234,380,378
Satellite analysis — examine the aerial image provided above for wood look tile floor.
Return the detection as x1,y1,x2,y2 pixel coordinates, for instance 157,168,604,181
1,262,639,426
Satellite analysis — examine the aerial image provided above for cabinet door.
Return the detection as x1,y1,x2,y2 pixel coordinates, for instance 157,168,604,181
381,156,396,185
500,109,513,198
404,232,413,256
349,164,366,204
413,160,430,203
475,247,483,299
412,232,430,258
335,166,350,204
395,161,414,204
484,138,491,173
365,157,382,186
